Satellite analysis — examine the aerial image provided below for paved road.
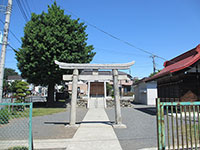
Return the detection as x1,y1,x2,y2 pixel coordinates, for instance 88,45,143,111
33,107,88,139
106,105,157,150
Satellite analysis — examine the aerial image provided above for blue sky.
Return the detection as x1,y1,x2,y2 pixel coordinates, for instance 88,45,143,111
0,0,200,78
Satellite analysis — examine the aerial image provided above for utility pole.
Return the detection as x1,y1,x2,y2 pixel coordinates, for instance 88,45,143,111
150,55,156,73
0,0,12,103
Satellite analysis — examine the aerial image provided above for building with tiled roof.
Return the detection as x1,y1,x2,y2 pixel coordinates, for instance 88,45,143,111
7,75,23,81
146,44,200,102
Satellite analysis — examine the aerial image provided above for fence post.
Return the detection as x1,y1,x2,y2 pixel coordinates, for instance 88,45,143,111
156,98,162,149
29,103,33,150
156,98,161,149
161,105,165,149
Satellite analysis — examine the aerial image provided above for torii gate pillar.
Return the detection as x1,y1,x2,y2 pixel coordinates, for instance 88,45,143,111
113,69,122,125
70,69,78,126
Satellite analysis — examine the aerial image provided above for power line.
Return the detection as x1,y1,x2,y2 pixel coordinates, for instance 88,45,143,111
24,0,32,14
20,0,31,18
9,30,21,44
65,10,197,72
62,8,168,74
16,0,29,22
63,9,167,61
7,43,17,52
28,0,35,13
95,47,149,57
63,8,198,73
0,18,21,44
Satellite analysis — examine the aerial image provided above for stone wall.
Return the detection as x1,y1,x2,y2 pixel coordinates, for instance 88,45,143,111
106,99,134,108
66,98,134,108
77,99,88,108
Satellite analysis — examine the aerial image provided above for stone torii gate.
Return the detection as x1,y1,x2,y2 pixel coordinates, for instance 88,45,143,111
55,60,135,127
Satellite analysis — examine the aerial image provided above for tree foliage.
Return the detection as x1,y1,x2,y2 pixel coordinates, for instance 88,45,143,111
16,2,95,104
149,69,161,77
106,83,113,96
15,81,30,102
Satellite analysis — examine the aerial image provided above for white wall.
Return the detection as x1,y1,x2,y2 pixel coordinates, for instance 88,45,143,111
146,81,157,105
133,85,139,103
134,81,157,105
134,81,147,105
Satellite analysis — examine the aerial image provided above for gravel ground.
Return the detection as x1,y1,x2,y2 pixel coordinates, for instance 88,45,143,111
33,107,88,139
106,104,157,150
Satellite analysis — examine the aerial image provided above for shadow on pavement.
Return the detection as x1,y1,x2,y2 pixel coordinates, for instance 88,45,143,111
44,121,115,126
134,107,157,116
33,101,67,108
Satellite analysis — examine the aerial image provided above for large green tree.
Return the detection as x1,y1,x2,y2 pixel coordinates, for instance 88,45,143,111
16,2,95,105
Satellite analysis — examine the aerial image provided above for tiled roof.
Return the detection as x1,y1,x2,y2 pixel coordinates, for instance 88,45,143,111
146,44,200,81
7,75,22,80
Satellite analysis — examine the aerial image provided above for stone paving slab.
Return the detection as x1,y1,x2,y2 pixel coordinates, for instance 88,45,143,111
66,108,122,150
0,140,28,150
34,139,71,149
0,139,70,150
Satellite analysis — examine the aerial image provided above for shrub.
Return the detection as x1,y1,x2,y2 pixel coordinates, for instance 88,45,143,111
14,99,25,111
8,146,28,150
0,107,9,124
111,90,114,98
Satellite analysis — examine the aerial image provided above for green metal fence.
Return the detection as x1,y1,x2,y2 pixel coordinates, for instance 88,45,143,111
157,98,200,150
0,103,32,150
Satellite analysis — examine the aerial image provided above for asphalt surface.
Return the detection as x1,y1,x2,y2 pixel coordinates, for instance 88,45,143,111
32,107,88,139
106,105,157,150
0,107,88,141
0,117,29,140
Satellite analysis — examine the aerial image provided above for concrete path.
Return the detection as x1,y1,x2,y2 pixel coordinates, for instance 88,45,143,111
88,97,106,108
66,108,122,150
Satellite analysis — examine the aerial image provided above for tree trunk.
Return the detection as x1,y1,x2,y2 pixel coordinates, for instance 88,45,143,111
47,83,55,107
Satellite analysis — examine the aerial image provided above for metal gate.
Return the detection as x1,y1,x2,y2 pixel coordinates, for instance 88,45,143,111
157,98,200,150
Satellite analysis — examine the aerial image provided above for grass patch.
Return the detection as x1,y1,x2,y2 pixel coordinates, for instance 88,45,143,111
0,107,67,125
32,108,66,117
58,99,66,103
